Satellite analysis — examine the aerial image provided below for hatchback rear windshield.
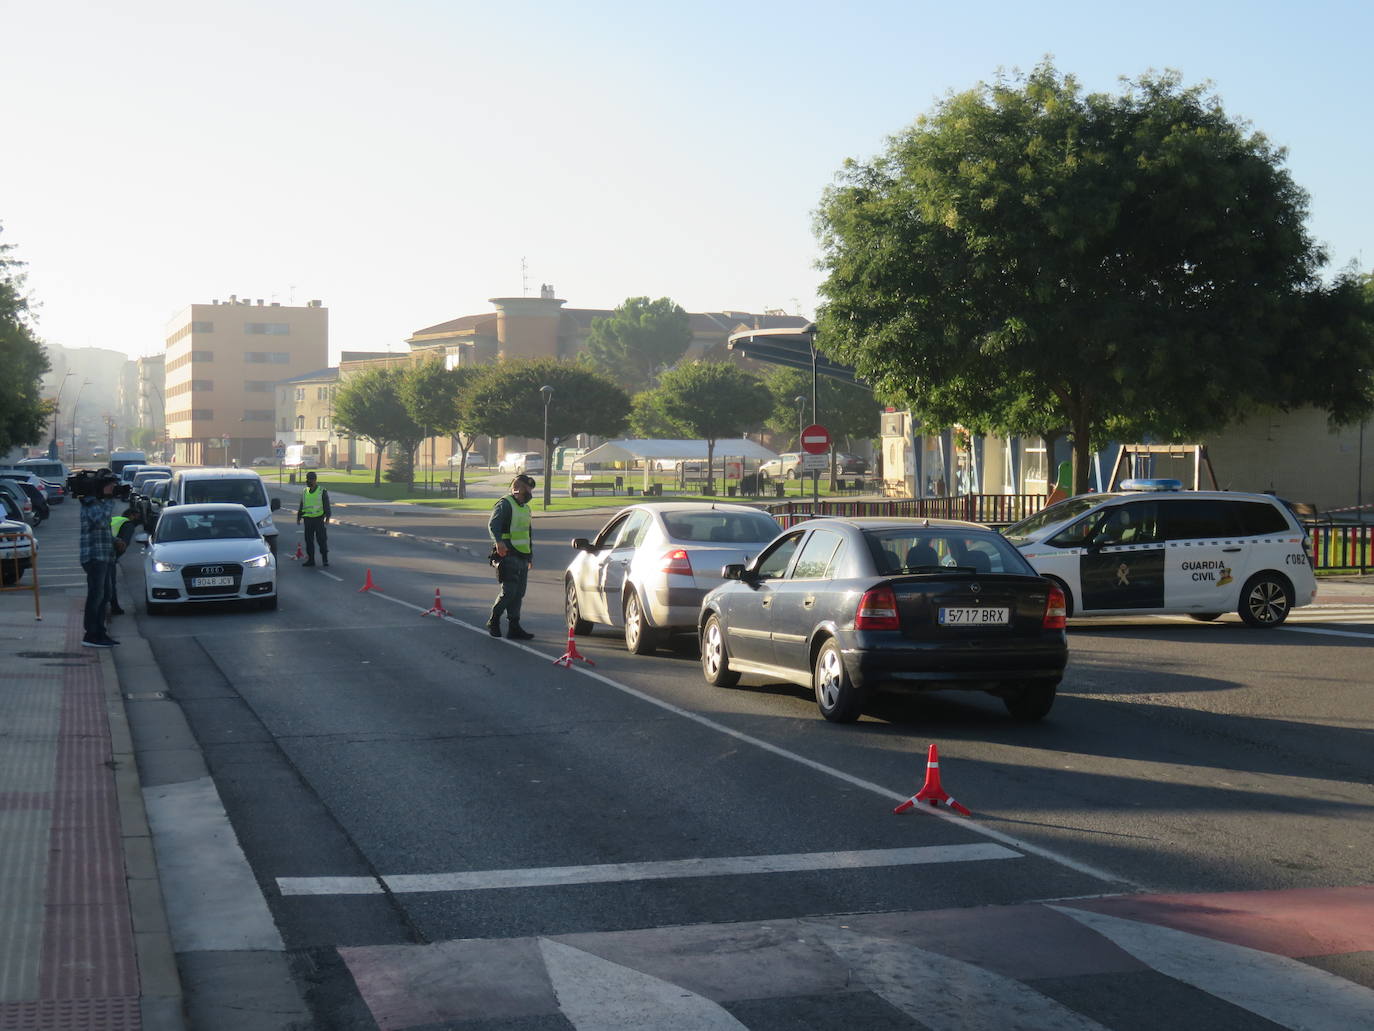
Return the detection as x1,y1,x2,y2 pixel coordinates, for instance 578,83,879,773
18,461,65,480
866,529,1034,575
182,478,267,507
662,510,780,543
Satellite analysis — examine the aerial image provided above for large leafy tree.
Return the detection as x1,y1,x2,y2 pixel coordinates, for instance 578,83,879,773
815,62,1374,493
399,358,462,485
0,226,52,456
463,359,631,506
653,362,771,493
582,296,693,393
333,366,424,485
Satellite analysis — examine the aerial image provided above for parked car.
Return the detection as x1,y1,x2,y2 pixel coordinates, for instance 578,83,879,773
565,502,783,654
1001,478,1317,627
164,468,282,554
120,463,171,486
16,459,70,503
143,503,277,613
0,491,36,585
758,453,804,480
0,479,37,527
836,453,870,476
0,471,51,525
250,456,276,467
498,452,544,475
134,476,172,531
699,518,1068,722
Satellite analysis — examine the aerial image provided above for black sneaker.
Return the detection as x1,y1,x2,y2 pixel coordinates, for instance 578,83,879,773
99,636,121,646
109,605,125,615
82,637,114,649
486,621,502,638
302,559,316,567
506,625,534,640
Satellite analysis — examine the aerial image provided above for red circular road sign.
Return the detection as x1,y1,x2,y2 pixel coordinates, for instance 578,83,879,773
800,424,831,454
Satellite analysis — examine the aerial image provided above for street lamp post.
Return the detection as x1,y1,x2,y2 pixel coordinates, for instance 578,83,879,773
793,395,806,497
49,371,74,458
70,380,91,462
540,384,553,510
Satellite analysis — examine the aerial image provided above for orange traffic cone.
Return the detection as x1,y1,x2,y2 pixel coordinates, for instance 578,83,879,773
553,627,595,668
358,568,380,593
422,587,448,617
893,744,971,816
289,540,304,561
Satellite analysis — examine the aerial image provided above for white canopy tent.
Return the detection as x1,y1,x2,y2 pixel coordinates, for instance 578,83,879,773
572,438,779,493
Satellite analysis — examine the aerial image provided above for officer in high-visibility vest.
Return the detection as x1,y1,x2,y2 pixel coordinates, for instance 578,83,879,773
107,507,141,616
486,474,536,639
296,470,331,567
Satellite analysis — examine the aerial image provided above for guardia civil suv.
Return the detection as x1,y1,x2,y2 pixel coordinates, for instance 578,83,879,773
1002,480,1315,627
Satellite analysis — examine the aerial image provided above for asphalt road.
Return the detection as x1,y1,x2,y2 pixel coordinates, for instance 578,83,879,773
112,500,1374,1030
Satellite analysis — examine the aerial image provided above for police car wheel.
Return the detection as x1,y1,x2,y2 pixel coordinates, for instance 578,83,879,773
1239,573,1292,628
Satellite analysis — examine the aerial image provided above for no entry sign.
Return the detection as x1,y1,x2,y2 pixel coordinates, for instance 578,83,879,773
800,424,831,455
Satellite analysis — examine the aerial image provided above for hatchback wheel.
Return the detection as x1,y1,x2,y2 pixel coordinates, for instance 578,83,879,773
700,614,739,687
566,577,592,635
1188,612,1223,622
813,639,863,723
623,591,659,654
1239,573,1292,628
1003,682,1056,721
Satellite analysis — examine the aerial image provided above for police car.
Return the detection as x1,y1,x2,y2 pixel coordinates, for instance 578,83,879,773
1001,480,1316,627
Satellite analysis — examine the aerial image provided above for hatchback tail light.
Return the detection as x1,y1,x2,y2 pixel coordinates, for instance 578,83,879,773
1043,585,1067,629
855,585,900,630
660,548,693,576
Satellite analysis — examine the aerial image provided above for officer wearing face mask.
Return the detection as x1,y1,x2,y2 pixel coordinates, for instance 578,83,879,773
486,474,536,639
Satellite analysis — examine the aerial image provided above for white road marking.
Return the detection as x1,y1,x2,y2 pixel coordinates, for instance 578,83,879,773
539,938,748,1030
144,776,283,951
1050,905,1374,1030
277,843,1018,896
357,586,1137,889
812,924,1110,1031
1278,624,1374,640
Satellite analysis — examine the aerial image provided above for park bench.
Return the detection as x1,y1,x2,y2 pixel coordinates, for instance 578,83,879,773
439,479,458,497
571,475,621,497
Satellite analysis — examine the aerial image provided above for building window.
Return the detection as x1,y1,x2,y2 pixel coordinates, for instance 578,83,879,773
316,386,330,400
244,380,273,392
295,387,305,401
246,351,291,363
295,415,305,430
244,322,290,335
243,410,273,421
190,409,214,420
190,379,213,392
316,416,329,430
192,321,214,333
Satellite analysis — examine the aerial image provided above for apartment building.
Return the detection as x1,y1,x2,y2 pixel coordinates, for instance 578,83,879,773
163,296,327,465
134,353,165,451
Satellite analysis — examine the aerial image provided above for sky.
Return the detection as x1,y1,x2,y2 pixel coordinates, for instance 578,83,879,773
5,0,1371,367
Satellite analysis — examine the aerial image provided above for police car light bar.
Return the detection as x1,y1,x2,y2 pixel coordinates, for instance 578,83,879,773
1119,478,1184,492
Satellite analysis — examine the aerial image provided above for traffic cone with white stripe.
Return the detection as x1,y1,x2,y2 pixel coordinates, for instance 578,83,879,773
553,627,594,668
289,540,304,561
422,587,448,617
358,568,380,593
894,743,971,816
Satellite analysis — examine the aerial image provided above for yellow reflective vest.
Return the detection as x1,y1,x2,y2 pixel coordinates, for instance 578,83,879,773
300,486,325,518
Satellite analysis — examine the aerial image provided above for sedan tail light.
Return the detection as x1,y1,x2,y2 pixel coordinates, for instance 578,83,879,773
1043,585,1067,629
660,548,693,576
855,585,900,630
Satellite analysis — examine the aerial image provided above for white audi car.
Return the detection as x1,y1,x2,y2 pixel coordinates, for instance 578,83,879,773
143,503,277,614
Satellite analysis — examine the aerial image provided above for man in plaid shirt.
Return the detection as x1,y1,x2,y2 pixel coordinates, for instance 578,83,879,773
79,475,119,648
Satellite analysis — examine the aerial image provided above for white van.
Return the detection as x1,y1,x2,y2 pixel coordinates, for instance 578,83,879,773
284,444,320,469
165,468,282,553
107,450,148,476
1002,479,1316,627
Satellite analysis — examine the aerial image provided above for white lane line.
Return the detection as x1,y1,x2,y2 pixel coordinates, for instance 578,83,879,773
358,585,1136,889
1277,625,1374,640
278,844,1017,896
144,776,284,951
1050,905,1374,1030
539,938,748,1030
812,925,1110,1031
318,569,343,582
153,623,420,638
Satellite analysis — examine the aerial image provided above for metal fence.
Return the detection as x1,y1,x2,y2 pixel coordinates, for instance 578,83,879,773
761,498,1371,575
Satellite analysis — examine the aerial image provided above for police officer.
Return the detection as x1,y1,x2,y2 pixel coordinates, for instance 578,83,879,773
487,474,535,639
296,470,331,567
107,506,140,615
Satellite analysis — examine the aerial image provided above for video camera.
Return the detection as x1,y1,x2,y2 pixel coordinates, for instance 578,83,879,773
67,468,132,501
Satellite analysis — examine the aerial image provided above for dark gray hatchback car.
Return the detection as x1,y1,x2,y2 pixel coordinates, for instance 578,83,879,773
699,518,1068,723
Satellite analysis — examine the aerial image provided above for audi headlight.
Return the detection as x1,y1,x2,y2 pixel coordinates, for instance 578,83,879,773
151,559,181,573
256,515,275,529
243,554,271,568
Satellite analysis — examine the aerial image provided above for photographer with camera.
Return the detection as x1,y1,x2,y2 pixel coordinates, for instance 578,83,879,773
72,469,129,648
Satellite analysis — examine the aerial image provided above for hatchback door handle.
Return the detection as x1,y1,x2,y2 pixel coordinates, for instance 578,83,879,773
1222,547,1242,553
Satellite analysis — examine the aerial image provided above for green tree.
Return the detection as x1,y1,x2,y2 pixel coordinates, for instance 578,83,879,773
399,358,462,484
582,296,693,393
0,226,52,456
333,366,424,485
443,366,490,499
626,389,689,439
463,359,631,507
815,62,1374,493
655,362,771,493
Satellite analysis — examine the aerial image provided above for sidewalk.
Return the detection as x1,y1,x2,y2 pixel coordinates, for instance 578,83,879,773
0,593,183,1029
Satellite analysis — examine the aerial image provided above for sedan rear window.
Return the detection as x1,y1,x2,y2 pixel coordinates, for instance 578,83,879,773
866,529,1034,575
662,511,780,543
